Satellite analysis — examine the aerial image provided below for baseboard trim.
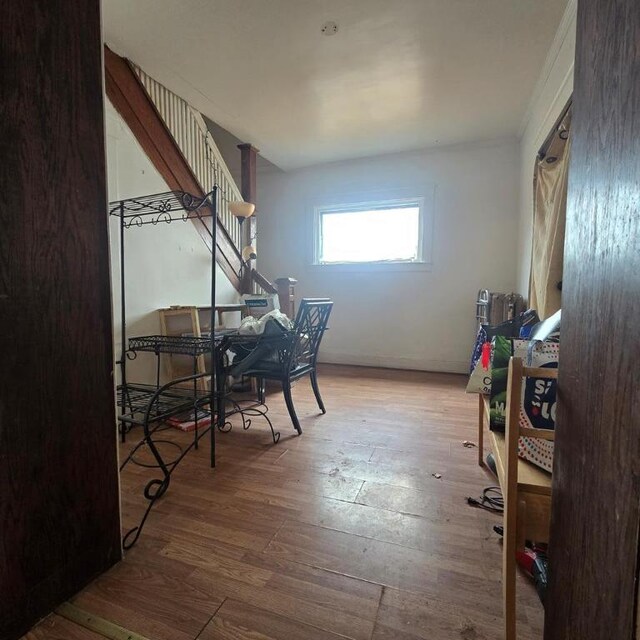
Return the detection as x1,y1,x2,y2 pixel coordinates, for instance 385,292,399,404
318,351,469,374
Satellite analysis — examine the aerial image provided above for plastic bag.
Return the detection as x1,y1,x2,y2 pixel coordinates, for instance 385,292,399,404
238,309,293,335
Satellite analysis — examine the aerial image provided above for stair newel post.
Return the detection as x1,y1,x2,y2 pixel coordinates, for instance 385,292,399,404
238,143,258,294
274,277,298,320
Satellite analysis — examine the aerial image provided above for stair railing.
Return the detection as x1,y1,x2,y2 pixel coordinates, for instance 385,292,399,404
130,63,292,303
132,64,244,253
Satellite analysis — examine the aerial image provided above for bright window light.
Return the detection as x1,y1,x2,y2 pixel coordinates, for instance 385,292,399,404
317,202,422,264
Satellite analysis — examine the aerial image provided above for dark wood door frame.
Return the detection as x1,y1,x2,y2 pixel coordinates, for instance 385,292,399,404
545,0,640,637
0,3,122,638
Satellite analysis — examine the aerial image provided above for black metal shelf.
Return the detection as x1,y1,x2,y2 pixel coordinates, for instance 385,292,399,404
117,382,211,427
128,335,212,356
112,186,220,550
109,190,214,228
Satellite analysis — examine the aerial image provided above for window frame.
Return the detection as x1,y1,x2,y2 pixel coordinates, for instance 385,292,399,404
311,194,432,272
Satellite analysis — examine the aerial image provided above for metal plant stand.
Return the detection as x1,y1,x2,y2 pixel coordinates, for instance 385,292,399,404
110,189,220,549
110,189,293,548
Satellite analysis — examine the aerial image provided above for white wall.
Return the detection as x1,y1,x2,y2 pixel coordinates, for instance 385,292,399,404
516,0,576,296
258,139,520,373
105,101,238,383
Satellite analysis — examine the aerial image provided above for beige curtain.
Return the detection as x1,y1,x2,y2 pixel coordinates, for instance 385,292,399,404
529,108,572,319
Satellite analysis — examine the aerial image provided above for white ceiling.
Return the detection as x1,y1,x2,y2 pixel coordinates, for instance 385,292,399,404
103,0,568,171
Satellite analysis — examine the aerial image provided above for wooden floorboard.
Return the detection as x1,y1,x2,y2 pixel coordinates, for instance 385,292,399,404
198,598,346,640
22,615,105,640
24,364,543,639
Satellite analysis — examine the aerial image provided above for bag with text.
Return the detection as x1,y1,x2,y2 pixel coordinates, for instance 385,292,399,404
489,336,559,472
466,310,540,394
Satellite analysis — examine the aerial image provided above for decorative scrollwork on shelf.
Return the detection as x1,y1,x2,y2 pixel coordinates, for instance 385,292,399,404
110,190,215,227
179,191,207,211
124,215,144,228
150,211,173,225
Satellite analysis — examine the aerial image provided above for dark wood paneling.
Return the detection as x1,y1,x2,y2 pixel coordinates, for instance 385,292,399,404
0,2,121,638
104,46,242,292
545,0,640,638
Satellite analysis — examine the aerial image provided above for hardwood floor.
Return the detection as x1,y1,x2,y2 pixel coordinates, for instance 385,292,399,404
25,365,543,639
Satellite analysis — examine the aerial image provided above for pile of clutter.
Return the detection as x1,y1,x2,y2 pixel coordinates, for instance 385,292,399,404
466,307,561,473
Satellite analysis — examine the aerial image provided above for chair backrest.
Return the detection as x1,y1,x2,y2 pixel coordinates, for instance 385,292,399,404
285,298,333,371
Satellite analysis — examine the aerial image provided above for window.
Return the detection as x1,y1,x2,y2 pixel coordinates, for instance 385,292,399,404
314,198,426,265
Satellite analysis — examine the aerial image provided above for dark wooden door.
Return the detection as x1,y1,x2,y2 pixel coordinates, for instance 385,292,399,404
0,2,121,638
545,0,640,637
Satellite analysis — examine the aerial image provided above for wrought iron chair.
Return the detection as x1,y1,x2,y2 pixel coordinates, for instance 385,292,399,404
243,298,333,434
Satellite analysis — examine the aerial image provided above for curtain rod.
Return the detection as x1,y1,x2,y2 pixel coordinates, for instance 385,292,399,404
538,97,573,160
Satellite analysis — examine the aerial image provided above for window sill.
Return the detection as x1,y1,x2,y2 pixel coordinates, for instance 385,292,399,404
309,261,432,273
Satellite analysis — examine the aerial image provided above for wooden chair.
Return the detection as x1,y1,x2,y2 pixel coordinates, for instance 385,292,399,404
478,356,556,640
243,299,333,434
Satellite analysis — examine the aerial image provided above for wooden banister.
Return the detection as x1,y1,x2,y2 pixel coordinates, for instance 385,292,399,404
104,46,299,310
250,268,277,294
104,45,242,292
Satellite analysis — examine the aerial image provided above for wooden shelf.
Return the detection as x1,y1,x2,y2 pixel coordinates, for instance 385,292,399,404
482,396,552,496
478,358,555,640
489,431,552,496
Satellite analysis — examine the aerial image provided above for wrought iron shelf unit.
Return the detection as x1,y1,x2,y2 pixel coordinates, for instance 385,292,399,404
117,382,211,427
127,334,212,356
110,187,219,550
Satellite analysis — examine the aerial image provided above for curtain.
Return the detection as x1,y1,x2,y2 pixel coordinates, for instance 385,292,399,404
529,108,572,319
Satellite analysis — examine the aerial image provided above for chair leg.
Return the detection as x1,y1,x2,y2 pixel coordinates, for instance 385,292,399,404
257,378,265,404
282,380,302,435
310,371,326,414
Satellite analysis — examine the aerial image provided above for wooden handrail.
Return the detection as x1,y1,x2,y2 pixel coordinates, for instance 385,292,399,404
103,45,242,292
104,46,299,308
131,63,246,256
250,268,277,294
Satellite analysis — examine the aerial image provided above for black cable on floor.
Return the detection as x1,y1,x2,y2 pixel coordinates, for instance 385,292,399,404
466,486,504,513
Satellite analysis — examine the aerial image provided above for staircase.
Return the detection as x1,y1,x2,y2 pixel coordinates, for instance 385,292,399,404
132,64,245,257
104,46,291,305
